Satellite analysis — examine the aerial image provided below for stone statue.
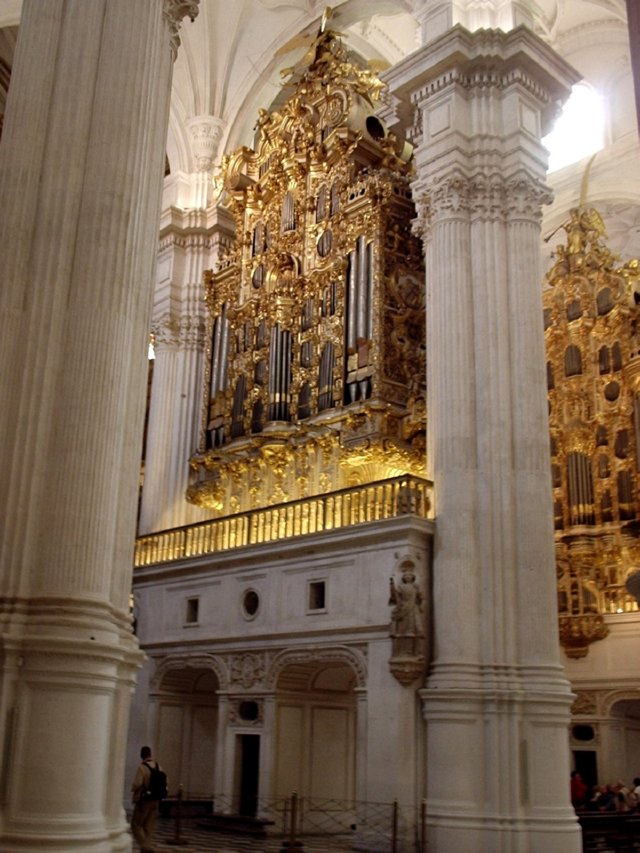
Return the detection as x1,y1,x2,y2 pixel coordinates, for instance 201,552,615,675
389,564,424,657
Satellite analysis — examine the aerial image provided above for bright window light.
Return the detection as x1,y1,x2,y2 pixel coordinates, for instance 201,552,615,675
543,84,604,173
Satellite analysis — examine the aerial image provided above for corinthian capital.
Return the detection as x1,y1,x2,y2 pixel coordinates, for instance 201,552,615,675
504,172,553,222
163,0,200,59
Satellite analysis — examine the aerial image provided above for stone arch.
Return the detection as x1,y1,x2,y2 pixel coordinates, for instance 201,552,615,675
150,653,226,800
266,644,367,691
601,688,640,718
151,652,229,693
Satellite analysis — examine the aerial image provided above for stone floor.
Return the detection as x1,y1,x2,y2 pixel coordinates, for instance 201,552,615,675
136,816,356,852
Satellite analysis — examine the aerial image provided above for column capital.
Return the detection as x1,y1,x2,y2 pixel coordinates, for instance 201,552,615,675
152,312,206,351
186,115,226,173
412,168,553,240
163,0,200,59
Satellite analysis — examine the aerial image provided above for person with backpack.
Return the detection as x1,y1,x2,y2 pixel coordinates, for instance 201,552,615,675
130,745,167,853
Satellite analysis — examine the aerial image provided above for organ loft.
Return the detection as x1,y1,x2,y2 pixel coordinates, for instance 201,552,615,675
186,23,426,518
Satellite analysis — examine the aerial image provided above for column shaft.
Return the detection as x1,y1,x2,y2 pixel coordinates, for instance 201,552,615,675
0,1,198,849
387,24,582,853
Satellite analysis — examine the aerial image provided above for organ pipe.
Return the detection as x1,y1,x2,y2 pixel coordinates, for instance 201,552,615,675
356,234,367,341
347,250,357,350
210,302,230,401
219,304,230,393
366,241,374,339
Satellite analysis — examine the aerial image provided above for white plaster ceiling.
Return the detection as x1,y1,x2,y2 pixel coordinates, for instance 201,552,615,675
0,0,637,251
166,0,632,170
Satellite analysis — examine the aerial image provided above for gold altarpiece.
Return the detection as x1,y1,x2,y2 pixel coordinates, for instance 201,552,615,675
186,27,426,516
544,208,640,657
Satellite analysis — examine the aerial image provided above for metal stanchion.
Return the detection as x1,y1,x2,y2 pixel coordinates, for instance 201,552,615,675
391,798,398,853
280,791,303,851
167,784,189,846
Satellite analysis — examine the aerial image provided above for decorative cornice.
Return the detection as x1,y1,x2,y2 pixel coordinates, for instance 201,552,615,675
163,0,200,60
158,231,216,253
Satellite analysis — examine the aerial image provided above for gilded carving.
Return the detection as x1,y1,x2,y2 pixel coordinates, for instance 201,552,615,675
186,22,426,517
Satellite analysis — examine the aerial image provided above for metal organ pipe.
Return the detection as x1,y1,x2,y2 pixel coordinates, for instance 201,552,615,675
366,241,374,340
219,303,230,392
269,324,278,419
282,330,291,420
347,250,357,350
210,302,230,399
356,234,367,342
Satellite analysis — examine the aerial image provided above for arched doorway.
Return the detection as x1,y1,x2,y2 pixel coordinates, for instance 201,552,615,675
153,665,220,798
603,697,640,784
273,660,357,805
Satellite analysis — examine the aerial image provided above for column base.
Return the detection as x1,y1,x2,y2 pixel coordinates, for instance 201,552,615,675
0,599,143,852
419,666,581,853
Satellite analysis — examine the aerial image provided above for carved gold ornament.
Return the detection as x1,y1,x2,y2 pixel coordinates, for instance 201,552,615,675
187,23,425,516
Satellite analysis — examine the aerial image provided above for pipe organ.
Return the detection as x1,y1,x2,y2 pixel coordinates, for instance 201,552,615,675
188,24,426,512
544,206,640,657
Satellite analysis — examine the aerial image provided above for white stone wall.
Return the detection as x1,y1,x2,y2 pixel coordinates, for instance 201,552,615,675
128,517,431,819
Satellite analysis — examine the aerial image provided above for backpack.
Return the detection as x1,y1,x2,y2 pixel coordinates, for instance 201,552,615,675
142,761,168,801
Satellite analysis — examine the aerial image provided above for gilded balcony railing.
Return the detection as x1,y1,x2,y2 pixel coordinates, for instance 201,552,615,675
134,475,433,568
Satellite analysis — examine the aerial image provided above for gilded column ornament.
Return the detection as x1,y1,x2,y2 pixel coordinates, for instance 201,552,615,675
163,0,199,58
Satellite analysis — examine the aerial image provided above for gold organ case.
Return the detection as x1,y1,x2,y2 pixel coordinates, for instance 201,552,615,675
187,26,426,514
544,207,640,657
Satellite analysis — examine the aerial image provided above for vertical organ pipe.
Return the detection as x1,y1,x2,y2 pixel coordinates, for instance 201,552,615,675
356,234,367,341
219,303,230,392
347,250,357,350
210,315,221,399
284,331,291,419
269,324,277,417
366,241,374,340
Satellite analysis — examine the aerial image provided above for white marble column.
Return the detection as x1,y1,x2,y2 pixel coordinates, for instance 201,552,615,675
386,25,582,853
138,204,235,534
0,1,197,850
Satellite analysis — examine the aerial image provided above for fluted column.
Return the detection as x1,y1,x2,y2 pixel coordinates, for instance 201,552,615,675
138,205,235,534
0,1,198,850
387,24,581,853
